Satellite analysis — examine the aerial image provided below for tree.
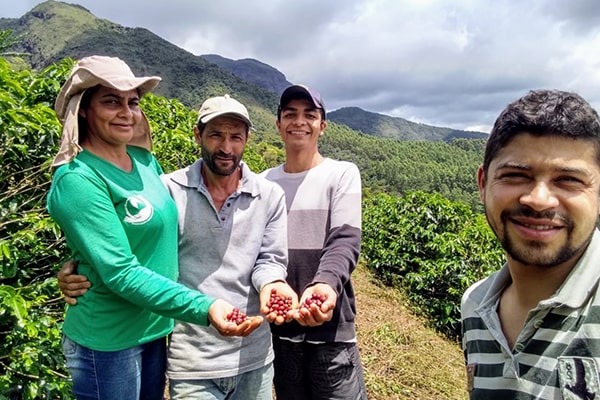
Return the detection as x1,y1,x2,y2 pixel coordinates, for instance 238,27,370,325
0,30,29,59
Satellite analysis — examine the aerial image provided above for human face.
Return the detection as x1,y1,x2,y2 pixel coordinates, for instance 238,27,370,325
276,98,326,150
79,86,142,147
479,133,600,270
196,116,248,176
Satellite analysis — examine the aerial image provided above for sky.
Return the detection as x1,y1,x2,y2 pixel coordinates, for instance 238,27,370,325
2,0,600,132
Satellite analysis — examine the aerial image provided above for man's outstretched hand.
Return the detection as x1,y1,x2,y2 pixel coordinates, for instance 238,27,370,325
294,283,337,327
208,299,263,337
260,281,299,325
57,260,91,305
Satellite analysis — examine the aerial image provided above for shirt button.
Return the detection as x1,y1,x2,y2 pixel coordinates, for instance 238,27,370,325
533,319,543,329
514,343,525,352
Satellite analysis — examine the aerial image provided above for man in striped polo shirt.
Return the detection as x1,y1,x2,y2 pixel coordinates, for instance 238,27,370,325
461,89,600,399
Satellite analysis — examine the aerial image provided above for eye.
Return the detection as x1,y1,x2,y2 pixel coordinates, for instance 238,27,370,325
557,176,580,182
555,175,585,187
498,172,530,181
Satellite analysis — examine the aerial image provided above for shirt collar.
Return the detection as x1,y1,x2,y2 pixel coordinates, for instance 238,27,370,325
170,159,261,197
477,229,600,311
548,229,600,308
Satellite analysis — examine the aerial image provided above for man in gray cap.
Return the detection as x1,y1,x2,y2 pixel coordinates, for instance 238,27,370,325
262,85,367,399
162,94,296,399
59,94,297,399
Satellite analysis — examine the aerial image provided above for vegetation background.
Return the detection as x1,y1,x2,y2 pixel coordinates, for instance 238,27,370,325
0,4,506,398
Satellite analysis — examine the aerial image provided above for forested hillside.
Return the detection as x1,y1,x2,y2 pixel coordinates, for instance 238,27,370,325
249,122,485,209
200,54,293,95
328,106,488,141
318,124,486,208
0,0,281,131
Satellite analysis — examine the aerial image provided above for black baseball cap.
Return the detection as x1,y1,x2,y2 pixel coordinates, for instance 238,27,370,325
278,84,326,120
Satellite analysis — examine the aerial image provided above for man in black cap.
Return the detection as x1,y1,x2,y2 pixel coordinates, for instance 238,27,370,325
262,85,367,399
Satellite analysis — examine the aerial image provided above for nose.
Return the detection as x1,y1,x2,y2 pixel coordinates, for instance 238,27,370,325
219,137,234,154
117,104,134,117
291,114,306,125
520,181,559,210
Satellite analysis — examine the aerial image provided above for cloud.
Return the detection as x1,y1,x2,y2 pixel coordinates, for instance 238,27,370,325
2,0,600,132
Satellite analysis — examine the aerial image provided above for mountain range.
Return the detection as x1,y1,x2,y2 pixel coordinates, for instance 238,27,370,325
0,0,487,140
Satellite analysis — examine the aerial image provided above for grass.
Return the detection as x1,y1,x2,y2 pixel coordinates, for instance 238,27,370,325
354,260,468,399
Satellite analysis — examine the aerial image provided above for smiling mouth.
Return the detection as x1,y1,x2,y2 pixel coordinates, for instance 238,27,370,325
518,222,559,231
510,217,565,237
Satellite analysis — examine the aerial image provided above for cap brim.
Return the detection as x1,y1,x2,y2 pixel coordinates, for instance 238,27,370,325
279,85,325,118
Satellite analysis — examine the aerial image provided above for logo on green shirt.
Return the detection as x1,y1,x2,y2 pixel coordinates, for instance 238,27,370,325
123,195,153,225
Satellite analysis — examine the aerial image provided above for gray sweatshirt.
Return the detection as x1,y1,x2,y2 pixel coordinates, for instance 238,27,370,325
163,160,288,379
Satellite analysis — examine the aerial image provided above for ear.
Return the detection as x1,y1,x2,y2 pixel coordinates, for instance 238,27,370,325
477,165,486,203
193,125,202,145
319,120,327,136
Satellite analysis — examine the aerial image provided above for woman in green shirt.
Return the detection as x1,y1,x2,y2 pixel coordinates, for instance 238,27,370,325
47,55,260,400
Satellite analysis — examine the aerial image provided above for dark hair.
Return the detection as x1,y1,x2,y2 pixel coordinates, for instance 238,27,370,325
79,85,101,110
483,89,600,175
77,85,101,141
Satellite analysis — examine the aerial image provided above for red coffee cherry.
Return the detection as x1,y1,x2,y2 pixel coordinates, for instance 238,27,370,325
267,288,293,316
226,307,248,325
301,293,326,309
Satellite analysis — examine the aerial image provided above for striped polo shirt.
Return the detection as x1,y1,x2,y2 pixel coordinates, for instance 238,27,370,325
461,229,600,399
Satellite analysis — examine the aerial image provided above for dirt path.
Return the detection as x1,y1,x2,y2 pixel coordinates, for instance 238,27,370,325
353,262,468,399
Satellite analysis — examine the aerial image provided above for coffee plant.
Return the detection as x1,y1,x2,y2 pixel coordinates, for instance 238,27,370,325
362,191,504,338
0,56,74,399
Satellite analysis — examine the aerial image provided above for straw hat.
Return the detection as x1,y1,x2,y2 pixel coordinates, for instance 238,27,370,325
52,55,161,167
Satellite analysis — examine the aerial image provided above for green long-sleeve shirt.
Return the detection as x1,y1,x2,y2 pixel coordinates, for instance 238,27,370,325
47,146,215,351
